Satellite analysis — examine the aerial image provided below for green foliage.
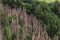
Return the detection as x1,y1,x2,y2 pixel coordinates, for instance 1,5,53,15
18,26,22,40
1,16,12,26
18,17,23,26
24,3,32,14
18,26,28,40
0,8,6,20
4,27,12,40
2,0,20,8
11,14,17,19
51,0,60,18
33,1,60,39
2,0,9,4
0,9,5,14
0,8,12,26
2,0,35,8
12,32,17,40
25,33,32,40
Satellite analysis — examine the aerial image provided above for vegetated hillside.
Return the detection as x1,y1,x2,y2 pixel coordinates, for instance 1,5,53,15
38,0,60,3
0,0,60,40
38,0,55,2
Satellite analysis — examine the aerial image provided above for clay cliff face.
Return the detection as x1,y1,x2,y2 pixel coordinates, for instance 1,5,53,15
0,3,59,40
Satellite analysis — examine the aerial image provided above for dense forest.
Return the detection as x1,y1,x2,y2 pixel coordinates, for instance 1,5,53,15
0,0,60,40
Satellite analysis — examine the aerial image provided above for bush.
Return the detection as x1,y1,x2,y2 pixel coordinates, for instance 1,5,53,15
4,27,12,40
